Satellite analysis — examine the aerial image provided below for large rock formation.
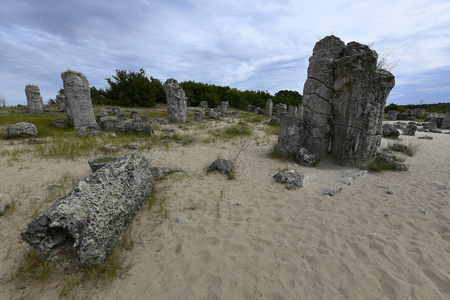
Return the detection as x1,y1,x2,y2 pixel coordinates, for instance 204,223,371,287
163,78,187,123
21,152,153,266
61,71,97,128
25,85,45,113
277,36,395,168
55,94,66,112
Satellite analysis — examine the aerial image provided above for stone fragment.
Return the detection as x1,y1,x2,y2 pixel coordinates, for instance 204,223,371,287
275,104,287,116
3,122,38,139
412,108,426,118
207,158,232,176
205,110,219,119
423,122,437,130
21,152,153,266
293,106,298,115
115,122,155,135
273,170,304,190
0,204,10,216
61,71,97,128
424,116,443,128
150,167,184,180
77,127,103,137
403,124,417,136
296,147,320,167
323,185,342,196
194,111,202,120
269,118,280,126
28,138,43,144
390,143,407,152
163,78,187,123
382,124,400,137
99,117,119,131
88,155,118,173
287,105,294,115
374,152,408,171
298,105,304,117
199,101,208,108
99,145,120,153
52,119,70,128
25,85,45,113
266,98,273,117
418,135,433,140
117,113,126,120
111,107,121,115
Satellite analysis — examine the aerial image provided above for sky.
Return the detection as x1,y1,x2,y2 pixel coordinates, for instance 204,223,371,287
1,0,449,107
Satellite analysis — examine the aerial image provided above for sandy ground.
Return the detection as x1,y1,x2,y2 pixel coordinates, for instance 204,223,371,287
0,117,449,299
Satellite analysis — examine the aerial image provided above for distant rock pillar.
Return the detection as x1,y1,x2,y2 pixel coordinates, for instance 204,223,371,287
25,85,44,113
56,95,66,112
293,106,298,115
163,78,187,123
220,101,229,115
61,71,97,128
288,105,294,115
266,98,273,117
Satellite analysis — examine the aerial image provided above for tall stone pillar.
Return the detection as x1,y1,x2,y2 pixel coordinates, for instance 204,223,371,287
163,78,187,123
61,71,97,128
266,98,273,117
25,85,45,113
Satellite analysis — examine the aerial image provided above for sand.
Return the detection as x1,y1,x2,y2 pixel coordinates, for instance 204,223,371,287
0,117,449,299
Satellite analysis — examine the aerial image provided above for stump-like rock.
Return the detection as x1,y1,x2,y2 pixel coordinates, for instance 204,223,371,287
266,98,273,117
3,122,38,139
25,85,45,114
220,101,229,115
382,124,400,137
61,71,97,128
403,123,417,136
21,152,153,266
440,112,450,129
163,78,187,123
52,119,70,128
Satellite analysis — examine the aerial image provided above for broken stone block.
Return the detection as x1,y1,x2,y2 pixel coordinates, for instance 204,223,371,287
3,122,38,139
21,152,153,266
273,170,304,190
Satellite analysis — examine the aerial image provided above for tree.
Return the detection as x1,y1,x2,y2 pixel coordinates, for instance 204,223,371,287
103,69,165,107
0,94,6,107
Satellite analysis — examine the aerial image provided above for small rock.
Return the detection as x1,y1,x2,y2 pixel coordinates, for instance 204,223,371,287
273,170,304,190
175,218,186,224
343,170,367,179
99,145,120,153
28,138,43,144
418,135,433,140
127,144,139,149
383,190,393,195
109,133,117,138
46,183,62,190
323,185,342,196
227,201,243,207
418,209,426,215
207,159,233,176
0,204,10,216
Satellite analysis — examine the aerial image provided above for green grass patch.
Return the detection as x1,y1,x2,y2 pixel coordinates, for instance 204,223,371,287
368,156,397,172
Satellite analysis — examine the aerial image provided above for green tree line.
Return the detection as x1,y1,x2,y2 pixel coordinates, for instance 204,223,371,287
385,102,450,114
89,69,302,109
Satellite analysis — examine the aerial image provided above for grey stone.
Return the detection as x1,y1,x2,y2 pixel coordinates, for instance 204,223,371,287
390,143,407,152
343,170,368,179
116,122,155,135
424,116,443,128
56,95,66,112
25,85,45,114
117,113,126,120
194,111,202,120
386,110,398,121
150,167,184,180
298,105,304,117
0,204,10,216
273,170,304,190
207,158,232,176
293,106,298,115
403,124,417,136
111,107,121,115
163,78,187,123
269,118,280,126
99,116,119,131
276,115,304,159
96,112,108,123
199,101,208,108
287,105,294,115
412,108,426,118
418,135,433,140
266,98,273,117
323,185,343,196
99,145,120,153
220,101,229,115
88,155,118,173
382,124,400,137
28,138,43,145
375,152,408,171
3,122,38,139
127,144,139,149
52,119,70,128
140,116,148,122
275,104,287,116
205,110,219,120
61,71,97,128
247,104,254,112
130,111,139,121
277,36,395,169
441,112,450,129
77,127,103,137
21,152,153,266
423,122,437,130
296,147,320,167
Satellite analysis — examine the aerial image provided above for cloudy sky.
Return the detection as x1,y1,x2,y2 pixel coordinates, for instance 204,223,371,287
1,0,449,106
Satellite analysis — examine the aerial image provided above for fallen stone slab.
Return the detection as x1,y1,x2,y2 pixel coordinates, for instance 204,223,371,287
418,135,433,140
150,167,184,180
21,152,153,266
273,170,304,190
88,155,118,173
116,122,155,135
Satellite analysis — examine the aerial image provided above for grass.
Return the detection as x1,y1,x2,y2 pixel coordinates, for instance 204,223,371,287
266,143,284,160
384,140,421,157
369,156,398,172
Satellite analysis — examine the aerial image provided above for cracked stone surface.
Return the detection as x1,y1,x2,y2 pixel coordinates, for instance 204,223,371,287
277,35,395,169
21,152,153,266
25,85,45,113
61,71,98,129
163,78,187,123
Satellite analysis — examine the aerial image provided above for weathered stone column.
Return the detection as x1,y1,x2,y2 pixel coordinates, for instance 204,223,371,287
21,152,153,266
163,78,187,123
25,85,44,113
61,71,97,128
220,101,229,115
266,98,273,117
293,106,298,115
277,35,395,168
